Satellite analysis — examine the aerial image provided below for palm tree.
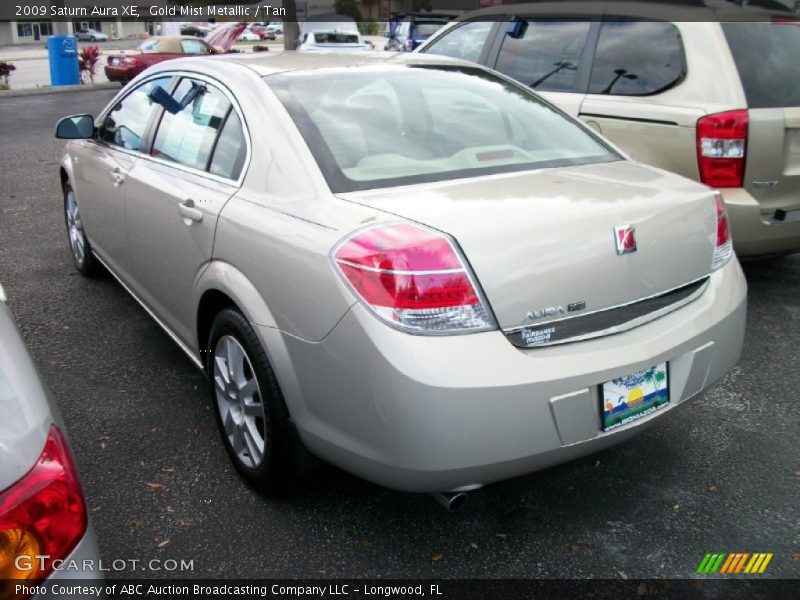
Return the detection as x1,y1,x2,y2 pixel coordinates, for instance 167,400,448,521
642,367,657,396
654,369,667,396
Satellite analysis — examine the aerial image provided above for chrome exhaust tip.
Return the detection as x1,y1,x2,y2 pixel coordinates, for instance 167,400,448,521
431,492,469,512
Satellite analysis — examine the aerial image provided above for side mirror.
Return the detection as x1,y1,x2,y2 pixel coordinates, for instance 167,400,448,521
55,114,95,139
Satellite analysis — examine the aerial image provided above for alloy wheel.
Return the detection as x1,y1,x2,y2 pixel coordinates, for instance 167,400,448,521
213,335,267,469
65,189,85,267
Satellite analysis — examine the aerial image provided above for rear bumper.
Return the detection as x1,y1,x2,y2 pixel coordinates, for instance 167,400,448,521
103,64,138,83
270,260,747,493
723,188,800,257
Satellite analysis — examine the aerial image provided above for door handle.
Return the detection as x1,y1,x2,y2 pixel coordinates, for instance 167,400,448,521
178,199,203,223
109,167,125,185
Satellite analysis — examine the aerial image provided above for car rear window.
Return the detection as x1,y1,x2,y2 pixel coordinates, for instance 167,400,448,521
722,22,800,109
267,65,618,193
314,33,359,44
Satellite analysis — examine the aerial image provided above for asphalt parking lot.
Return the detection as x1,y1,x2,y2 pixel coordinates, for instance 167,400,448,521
0,89,798,580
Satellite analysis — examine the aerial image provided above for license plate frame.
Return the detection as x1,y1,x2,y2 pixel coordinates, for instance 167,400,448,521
600,362,670,432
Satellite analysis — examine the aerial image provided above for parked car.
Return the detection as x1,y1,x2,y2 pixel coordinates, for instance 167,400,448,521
297,30,374,52
419,3,800,258
0,282,101,585
237,29,261,42
180,22,214,38
250,25,276,40
104,24,246,85
265,23,283,35
54,53,746,502
105,36,217,84
75,28,108,42
385,12,454,52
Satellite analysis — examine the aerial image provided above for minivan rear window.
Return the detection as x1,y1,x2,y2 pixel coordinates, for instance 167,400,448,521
722,22,800,109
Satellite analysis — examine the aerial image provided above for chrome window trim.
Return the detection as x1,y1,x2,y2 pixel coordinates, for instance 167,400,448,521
94,70,252,188
504,276,710,348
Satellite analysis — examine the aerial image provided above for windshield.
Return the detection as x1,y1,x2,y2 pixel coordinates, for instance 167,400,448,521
267,65,618,193
722,22,800,109
314,33,359,44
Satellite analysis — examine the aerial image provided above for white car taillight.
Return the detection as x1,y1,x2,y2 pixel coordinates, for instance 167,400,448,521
333,223,496,334
712,192,733,271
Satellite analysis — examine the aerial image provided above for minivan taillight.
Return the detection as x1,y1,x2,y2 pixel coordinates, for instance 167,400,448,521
0,426,87,583
697,110,748,188
333,223,496,333
712,192,733,271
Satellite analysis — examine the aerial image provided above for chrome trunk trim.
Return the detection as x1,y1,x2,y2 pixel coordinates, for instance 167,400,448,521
505,277,710,349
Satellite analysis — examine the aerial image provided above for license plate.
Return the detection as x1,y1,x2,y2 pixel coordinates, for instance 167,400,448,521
110,58,120,66
601,362,669,432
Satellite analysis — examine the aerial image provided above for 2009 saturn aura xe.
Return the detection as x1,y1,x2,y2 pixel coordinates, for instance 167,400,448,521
55,52,746,498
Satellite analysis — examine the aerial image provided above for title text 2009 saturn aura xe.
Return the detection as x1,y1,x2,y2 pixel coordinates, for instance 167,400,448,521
55,52,746,501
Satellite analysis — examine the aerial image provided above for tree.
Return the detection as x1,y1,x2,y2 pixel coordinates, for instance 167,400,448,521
283,0,300,51
335,0,363,22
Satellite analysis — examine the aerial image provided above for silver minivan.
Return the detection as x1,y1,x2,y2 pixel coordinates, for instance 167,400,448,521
420,4,800,257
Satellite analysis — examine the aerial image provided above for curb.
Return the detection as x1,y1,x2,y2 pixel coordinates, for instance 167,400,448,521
0,82,119,98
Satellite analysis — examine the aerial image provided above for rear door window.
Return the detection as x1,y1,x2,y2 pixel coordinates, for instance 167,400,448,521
209,111,247,179
151,78,232,173
422,21,494,63
722,22,800,109
495,20,592,92
589,21,684,96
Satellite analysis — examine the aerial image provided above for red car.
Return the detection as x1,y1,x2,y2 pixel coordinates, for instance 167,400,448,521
104,36,216,83
250,25,276,40
104,23,247,84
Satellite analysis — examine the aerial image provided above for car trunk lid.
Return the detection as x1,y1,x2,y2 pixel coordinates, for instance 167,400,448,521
337,161,718,332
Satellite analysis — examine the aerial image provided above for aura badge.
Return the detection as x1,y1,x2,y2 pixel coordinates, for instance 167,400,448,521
614,225,637,255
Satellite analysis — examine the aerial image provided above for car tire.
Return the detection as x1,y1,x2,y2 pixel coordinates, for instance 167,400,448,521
207,308,307,493
63,183,102,277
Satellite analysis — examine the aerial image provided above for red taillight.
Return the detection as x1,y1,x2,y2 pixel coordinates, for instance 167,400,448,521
712,192,733,271
696,110,748,188
333,223,495,333
0,426,87,582
122,57,139,65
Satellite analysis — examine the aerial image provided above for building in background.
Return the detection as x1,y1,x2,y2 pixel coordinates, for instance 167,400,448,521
0,1,164,45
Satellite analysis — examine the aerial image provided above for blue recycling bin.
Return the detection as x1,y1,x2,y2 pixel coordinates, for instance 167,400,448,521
48,35,80,87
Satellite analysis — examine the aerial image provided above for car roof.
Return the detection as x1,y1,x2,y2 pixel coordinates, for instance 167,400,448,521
456,0,796,20
143,36,203,53
213,51,477,77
